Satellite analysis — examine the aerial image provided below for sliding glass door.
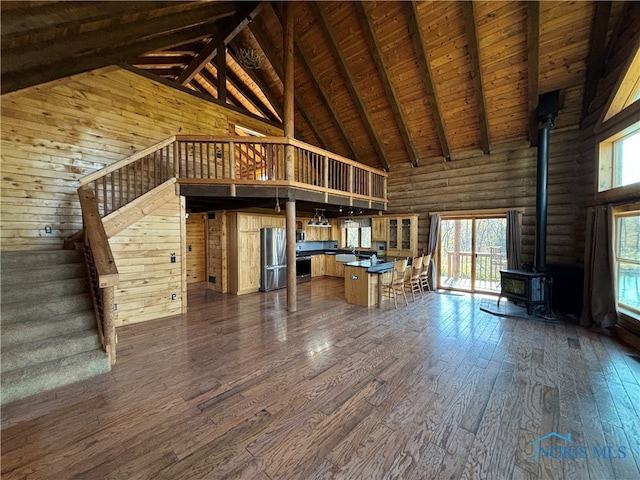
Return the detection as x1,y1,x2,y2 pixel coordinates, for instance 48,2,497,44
439,216,506,293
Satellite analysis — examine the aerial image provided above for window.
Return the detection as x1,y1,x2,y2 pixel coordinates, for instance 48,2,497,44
597,45,640,194
599,121,640,192
613,129,640,187
345,226,372,249
615,209,640,322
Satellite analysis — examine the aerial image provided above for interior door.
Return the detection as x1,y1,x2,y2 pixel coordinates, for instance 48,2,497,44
438,216,506,293
186,213,206,283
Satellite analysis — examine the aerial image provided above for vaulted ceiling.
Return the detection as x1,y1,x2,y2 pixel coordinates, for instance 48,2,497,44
2,1,634,172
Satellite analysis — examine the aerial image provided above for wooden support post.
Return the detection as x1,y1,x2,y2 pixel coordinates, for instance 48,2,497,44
286,200,297,312
283,2,297,313
103,286,116,365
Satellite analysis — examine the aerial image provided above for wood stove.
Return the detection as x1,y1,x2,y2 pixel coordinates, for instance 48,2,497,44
498,269,549,315
498,91,559,318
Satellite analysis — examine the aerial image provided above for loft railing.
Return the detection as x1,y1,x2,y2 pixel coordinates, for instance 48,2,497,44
79,136,388,217
77,186,119,364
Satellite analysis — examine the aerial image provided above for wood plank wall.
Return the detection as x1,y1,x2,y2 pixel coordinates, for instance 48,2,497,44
185,212,206,284
0,66,283,251
386,129,581,267
207,211,227,293
109,189,182,326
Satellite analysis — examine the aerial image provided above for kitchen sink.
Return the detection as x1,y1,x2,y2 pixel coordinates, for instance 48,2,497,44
335,254,357,263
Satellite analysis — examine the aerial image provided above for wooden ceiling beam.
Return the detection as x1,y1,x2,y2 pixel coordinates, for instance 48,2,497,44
407,1,452,161
249,6,329,146
1,1,183,38
355,1,420,167
216,39,227,103
527,1,540,145
176,2,264,85
227,40,284,122
581,1,613,126
197,68,244,109
266,3,357,152
1,2,238,94
311,2,391,171
461,1,491,155
223,64,281,122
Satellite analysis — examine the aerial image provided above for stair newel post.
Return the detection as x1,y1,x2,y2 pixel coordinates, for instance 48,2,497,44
173,140,180,178
102,286,116,365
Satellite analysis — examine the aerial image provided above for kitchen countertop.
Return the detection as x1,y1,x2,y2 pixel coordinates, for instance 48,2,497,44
297,249,383,258
345,259,394,273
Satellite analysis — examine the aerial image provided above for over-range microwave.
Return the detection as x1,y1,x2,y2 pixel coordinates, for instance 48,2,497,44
295,229,306,242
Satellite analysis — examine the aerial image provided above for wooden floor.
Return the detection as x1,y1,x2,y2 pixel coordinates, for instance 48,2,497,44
3,278,640,479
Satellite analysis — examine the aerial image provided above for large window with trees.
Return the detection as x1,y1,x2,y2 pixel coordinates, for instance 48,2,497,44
615,208,640,322
439,215,506,293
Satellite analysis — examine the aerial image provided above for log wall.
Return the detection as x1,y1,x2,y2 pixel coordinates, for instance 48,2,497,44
0,65,283,251
386,129,582,267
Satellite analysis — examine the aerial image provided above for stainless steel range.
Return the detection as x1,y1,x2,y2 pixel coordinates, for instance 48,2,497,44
296,255,311,284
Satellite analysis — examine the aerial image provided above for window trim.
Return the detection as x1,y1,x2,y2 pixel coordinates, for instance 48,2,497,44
613,204,640,323
595,107,640,201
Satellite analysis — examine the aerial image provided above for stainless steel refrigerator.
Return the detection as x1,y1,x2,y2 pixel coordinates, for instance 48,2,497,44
260,227,287,291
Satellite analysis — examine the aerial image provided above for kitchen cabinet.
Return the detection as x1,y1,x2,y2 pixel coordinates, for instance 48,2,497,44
305,224,332,241
371,217,387,242
227,213,261,294
387,215,418,258
311,254,325,277
324,254,346,278
260,215,285,228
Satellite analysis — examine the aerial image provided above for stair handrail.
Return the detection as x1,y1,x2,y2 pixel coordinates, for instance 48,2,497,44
79,134,388,218
79,136,177,187
78,185,119,365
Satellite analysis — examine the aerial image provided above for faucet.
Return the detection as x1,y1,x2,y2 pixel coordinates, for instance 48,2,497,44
350,245,356,254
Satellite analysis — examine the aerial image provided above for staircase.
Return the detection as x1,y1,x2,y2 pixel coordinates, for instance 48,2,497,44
1,250,111,405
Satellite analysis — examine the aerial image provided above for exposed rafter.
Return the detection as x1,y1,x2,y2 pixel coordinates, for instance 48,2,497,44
197,68,244,109
289,32,356,157
581,1,612,126
1,2,237,94
249,18,330,149
355,1,420,167
216,38,227,102
461,1,491,155
225,65,280,122
311,2,391,171
227,40,284,122
407,1,452,161
527,1,540,145
176,2,263,85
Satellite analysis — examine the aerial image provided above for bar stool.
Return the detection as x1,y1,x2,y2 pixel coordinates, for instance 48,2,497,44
383,258,408,308
406,255,424,301
419,253,432,294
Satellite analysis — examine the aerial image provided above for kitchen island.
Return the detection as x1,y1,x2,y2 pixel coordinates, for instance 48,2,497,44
344,259,394,307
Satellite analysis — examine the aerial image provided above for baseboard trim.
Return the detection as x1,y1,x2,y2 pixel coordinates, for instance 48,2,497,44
615,324,640,353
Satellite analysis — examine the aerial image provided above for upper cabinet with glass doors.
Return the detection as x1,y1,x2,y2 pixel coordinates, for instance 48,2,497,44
387,215,419,258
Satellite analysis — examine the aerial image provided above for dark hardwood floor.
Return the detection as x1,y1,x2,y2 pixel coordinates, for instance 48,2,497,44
2,278,640,479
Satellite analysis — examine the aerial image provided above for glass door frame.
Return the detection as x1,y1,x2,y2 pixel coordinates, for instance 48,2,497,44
436,213,507,294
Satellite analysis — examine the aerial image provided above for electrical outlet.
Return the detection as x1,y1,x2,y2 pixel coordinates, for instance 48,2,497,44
208,275,216,284
44,226,52,234
170,253,176,263
114,304,117,311
171,293,177,301
188,245,192,252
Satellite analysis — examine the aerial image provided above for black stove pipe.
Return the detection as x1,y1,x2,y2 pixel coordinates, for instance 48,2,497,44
534,113,556,272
